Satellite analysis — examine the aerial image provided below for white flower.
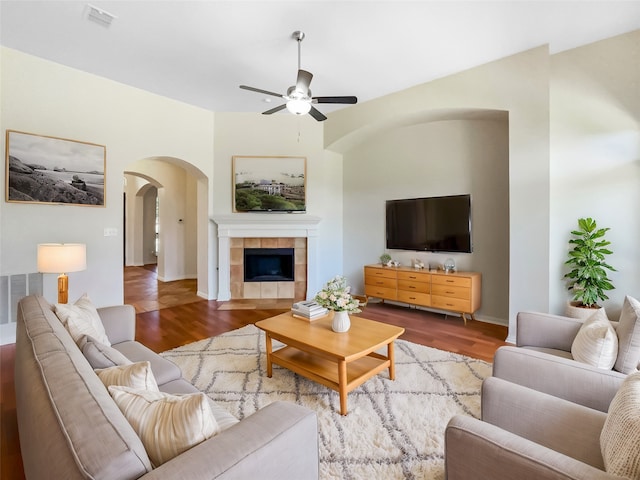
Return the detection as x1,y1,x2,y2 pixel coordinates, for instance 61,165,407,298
313,275,361,313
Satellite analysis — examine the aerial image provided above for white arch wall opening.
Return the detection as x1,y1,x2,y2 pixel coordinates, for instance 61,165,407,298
124,156,209,299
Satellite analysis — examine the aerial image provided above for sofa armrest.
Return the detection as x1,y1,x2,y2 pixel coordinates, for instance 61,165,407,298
516,311,583,350
493,346,624,412
445,415,615,480
98,305,136,344
482,377,606,469
140,401,319,480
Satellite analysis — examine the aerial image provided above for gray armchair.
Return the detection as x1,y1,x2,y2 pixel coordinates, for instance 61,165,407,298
492,311,636,412
445,377,615,479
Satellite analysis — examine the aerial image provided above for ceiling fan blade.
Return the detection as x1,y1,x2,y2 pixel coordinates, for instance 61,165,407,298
296,69,313,92
262,104,287,115
240,85,284,98
308,106,327,122
313,96,358,104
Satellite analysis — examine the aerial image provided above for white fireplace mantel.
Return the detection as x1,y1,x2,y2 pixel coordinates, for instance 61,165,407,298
211,214,322,301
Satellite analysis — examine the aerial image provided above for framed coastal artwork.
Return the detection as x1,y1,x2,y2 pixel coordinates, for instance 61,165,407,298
232,155,306,212
5,130,106,206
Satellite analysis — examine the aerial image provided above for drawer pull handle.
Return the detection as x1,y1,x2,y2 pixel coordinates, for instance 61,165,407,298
409,297,416,300
376,281,384,285
446,280,455,283
409,276,417,279
446,303,455,307
409,286,416,289
446,291,455,294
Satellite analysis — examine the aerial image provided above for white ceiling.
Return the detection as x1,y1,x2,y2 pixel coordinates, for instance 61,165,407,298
1,1,639,117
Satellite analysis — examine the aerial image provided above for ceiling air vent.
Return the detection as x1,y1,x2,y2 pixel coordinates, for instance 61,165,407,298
86,4,117,27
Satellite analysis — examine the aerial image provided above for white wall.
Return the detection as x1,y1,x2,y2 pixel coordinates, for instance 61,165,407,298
0,47,215,341
328,47,551,337
212,113,344,292
343,118,510,323
550,30,640,319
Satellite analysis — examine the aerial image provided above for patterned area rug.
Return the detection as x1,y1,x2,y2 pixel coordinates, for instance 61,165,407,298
161,324,491,479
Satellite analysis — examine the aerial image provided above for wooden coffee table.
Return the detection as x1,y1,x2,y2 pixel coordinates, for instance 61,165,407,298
255,311,405,415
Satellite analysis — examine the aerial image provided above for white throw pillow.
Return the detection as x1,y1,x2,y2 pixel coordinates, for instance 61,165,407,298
109,386,219,467
55,293,111,346
96,361,159,391
614,296,640,374
601,371,640,478
571,308,618,369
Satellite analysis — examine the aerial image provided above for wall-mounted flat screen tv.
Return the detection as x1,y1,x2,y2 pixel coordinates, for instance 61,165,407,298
386,194,472,253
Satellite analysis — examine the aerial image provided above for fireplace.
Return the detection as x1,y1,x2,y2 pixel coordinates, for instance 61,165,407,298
244,248,294,282
211,213,321,301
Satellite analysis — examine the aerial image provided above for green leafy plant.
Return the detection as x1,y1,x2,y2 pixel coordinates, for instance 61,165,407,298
564,217,616,308
379,253,391,265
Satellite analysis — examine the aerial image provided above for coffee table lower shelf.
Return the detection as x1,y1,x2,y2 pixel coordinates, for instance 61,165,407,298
271,346,391,414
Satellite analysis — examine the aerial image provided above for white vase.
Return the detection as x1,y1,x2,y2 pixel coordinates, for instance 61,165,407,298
332,310,351,333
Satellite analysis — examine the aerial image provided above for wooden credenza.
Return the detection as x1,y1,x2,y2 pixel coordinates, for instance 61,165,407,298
364,265,481,324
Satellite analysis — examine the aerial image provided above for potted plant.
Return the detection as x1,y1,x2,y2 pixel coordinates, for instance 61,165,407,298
564,217,616,318
379,253,391,266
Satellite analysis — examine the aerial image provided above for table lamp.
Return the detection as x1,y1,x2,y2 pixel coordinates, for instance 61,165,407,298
37,243,87,303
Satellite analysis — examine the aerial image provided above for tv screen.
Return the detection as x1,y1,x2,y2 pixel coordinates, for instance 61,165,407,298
385,194,472,253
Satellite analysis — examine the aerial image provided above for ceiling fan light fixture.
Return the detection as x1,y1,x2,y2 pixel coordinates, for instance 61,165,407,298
286,98,311,115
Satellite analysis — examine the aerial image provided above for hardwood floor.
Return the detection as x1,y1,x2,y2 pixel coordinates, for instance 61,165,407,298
1,265,508,479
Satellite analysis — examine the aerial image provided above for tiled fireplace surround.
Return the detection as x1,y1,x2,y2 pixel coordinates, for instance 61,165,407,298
212,215,321,302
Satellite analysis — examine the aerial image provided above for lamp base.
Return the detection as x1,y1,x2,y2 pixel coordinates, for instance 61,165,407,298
57,274,69,304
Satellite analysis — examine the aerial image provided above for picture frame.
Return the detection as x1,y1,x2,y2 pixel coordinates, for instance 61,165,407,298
5,130,106,206
232,155,306,212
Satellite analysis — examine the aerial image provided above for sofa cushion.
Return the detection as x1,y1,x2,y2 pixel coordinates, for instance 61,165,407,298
109,386,220,467
571,308,618,369
114,340,182,386
55,293,111,346
79,334,132,369
614,296,640,374
96,361,160,391
600,371,640,477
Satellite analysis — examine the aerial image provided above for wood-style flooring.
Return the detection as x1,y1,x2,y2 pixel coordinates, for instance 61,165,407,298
1,265,509,480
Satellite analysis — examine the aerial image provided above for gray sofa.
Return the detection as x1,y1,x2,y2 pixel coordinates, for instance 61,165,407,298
493,311,633,412
445,376,618,479
15,295,319,480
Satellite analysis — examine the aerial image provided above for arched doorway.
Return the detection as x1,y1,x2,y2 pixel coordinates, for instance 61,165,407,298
124,156,209,300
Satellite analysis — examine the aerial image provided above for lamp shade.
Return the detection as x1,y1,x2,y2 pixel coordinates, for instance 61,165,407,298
37,243,87,274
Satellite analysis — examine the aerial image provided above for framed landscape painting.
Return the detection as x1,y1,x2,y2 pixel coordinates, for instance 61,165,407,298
232,155,306,212
5,130,106,206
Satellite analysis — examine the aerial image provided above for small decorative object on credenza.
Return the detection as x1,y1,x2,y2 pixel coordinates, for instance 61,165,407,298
379,253,391,266
314,275,362,333
444,258,456,273
412,259,425,269
291,301,328,320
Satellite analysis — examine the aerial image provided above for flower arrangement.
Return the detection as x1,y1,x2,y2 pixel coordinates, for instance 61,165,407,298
314,275,361,313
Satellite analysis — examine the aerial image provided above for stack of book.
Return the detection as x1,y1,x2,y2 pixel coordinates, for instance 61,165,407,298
291,301,328,320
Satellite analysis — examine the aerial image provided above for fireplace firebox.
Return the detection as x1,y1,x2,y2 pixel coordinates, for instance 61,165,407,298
244,248,295,282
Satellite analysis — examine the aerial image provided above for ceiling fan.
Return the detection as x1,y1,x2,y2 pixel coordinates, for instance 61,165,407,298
240,31,357,122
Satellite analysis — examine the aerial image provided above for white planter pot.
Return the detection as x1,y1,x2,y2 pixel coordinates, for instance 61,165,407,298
565,301,602,320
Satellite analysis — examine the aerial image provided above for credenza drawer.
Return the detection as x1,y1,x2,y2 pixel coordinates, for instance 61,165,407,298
365,285,397,300
431,284,470,300
431,295,470,312
397,271,430,282
431,275,471,288
365,275,396,289
364,266,397,280
398,279,430,294
397,290,430,306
